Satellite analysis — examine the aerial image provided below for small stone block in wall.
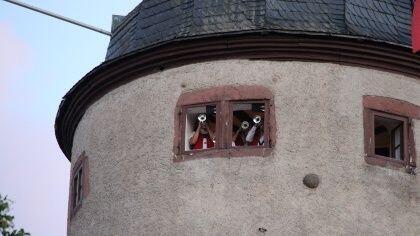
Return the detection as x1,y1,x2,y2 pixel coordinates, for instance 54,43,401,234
303,174,319,189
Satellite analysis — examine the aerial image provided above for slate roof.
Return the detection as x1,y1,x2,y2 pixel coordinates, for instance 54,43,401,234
105,0,414,60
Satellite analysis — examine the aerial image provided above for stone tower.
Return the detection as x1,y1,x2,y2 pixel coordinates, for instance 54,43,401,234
56,1,420,235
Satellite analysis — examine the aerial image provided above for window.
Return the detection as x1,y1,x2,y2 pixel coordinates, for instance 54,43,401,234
72,165,84,209
371,111,408,164
231,102,268,148
183,104,218,151
180,101,269,155
374,114,405,159
174,86,276,161
69,152,89,219
363,96,419,171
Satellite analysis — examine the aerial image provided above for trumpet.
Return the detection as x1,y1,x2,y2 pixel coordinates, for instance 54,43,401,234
198,114,206,123
241,121,250,130
253,115,262,124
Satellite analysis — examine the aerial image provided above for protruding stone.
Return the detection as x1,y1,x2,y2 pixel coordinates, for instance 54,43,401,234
303,174,319,189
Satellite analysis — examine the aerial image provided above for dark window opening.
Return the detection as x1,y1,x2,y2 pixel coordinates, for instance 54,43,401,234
374,115,404,160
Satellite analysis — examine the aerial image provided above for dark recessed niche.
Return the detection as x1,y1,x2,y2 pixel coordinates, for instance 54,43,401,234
258,227,267,233
303,174,319,189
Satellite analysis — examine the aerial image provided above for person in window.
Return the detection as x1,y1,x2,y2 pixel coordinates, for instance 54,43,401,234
246,122,264,146
189,119,216,150
232,126,246,147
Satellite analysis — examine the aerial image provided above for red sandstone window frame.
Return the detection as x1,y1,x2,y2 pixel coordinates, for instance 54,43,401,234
173,85,276,162
363,96,419,170
68,152,89,220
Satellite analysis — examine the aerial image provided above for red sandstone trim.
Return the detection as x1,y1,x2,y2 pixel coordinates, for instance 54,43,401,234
363,95,420,119
173,147,273,162
176,85,274,106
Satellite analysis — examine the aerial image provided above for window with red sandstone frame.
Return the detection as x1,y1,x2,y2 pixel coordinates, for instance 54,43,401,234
69,152,89,219
174,85,276,161
363,96,419,172
72,165,84,209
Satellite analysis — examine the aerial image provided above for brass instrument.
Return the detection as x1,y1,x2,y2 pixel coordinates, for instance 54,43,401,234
198,114,206,123
241,121,250,130
253,115,261,124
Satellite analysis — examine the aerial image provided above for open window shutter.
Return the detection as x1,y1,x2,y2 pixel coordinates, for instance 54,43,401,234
391,125,403,160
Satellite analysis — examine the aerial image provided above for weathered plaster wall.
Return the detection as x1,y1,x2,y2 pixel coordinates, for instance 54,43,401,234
68,60,420,236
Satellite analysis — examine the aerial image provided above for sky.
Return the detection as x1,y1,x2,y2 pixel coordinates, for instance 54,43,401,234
0,1,140,235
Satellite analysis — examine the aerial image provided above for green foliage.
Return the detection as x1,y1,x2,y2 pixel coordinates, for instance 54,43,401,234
0,195,30,236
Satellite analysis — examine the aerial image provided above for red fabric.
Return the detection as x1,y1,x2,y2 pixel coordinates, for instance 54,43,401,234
192,133,214,150
249,133,262,146
413,0,420,53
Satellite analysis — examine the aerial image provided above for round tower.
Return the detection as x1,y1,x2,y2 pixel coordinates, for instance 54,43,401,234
56,1,420,235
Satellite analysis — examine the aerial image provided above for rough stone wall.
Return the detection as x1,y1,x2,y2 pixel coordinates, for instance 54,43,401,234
68,60,420,236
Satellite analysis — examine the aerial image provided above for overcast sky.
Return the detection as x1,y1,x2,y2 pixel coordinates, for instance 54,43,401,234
0,1,140,235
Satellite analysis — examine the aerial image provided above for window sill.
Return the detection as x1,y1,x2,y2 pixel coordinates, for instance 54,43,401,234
365,154,408,169
174,147,273,162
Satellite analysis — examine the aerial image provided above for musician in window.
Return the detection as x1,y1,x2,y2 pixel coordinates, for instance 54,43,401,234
189,114,216,150
232,121,249,147
246,116,264,146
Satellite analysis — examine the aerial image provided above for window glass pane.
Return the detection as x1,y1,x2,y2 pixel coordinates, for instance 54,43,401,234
185,105,217,151
394,146,402,160
394,126,401,146
374,115,404,159
393,125,403,160
232,102,265,147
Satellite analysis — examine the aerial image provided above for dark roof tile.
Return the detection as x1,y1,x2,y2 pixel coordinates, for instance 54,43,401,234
106,0,413,60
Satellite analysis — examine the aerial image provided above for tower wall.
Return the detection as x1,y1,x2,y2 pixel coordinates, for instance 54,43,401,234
68,60,420,236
